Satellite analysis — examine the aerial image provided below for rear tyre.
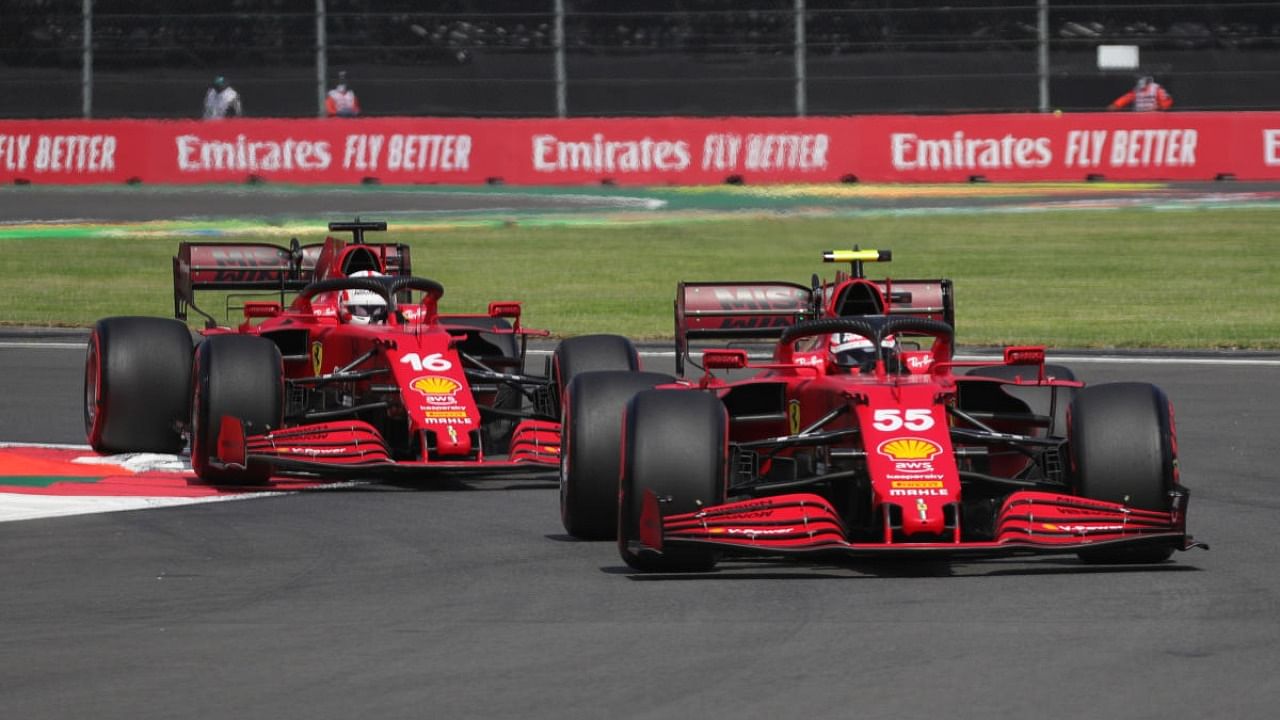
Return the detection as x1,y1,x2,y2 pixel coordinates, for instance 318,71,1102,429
560,371,675,539
84,317,193,454
619,390,726,573
965,363,1076,437
552,334,639,406
448,317,521,454
190,335,284,485
1069,382,1178,563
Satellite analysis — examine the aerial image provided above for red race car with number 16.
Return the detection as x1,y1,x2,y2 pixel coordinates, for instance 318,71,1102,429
84,220,642,485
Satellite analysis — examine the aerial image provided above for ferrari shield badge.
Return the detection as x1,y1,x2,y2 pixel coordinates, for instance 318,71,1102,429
310,341,323,376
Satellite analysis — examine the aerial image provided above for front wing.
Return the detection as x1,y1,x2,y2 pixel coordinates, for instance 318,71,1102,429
635,490,1206,560
214,417,560,478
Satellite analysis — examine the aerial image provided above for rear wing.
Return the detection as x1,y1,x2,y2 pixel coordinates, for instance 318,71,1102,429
674,278,953,374
173,241,411,323
173,220,411,325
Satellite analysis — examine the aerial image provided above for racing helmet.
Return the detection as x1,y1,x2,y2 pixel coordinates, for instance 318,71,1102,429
830,332,898,373
340,270,387,325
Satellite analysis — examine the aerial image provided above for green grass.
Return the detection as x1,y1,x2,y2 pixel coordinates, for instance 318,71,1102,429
5,207,1280,348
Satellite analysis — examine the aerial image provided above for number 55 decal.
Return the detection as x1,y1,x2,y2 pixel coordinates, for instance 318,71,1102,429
872,408,935,431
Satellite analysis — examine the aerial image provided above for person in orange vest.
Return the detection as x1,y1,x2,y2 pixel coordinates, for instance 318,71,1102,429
1108,75,1173,111
325,71,360,118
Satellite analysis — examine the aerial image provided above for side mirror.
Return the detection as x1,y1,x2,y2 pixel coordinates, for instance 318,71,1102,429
1003,345,1046,366
242,301,282,319
488,301,522,320
702,348,750,370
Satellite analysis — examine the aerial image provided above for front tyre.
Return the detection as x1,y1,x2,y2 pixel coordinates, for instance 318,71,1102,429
1069,382,1179,563
552,334,639,405
619,390,726,573
560,371,674,540
190,335,284,485
84,317,193,454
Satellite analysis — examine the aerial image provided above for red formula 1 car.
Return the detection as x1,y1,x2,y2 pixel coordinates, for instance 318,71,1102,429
83,220,639,484
559,249,1205,571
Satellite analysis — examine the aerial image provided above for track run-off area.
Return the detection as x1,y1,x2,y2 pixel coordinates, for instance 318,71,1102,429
2,183,1279,720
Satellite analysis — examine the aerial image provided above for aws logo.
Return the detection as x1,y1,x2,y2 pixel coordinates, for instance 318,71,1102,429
411,376,462,405
877,437,942,474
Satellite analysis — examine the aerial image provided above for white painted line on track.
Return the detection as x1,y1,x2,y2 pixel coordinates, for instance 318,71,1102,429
0,341,86,349
0,491,290,524
0,441,94,450
0,442,365,523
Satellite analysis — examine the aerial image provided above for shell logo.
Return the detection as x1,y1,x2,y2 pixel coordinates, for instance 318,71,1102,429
877,437,942,461
411,375,462,404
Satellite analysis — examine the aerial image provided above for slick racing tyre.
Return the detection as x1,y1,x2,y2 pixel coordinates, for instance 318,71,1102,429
963,363,1077,437
1068,382,1179,564
190,335,284,485
560,371,674,540
551,334,640,409
448,317,521,454
84,316,193,454
619,390,726,573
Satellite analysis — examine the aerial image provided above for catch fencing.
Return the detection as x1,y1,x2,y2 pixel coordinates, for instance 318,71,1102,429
2,1,1278,120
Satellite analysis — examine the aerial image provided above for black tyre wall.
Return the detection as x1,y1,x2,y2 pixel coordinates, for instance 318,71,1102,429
1069,382,1177,512
190,335,284,484
560,370,675,539
619,390,727,572
84,316,193,454
552,334,640,401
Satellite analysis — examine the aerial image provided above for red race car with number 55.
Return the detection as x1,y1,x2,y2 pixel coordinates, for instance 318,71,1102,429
83,220,642,484
558,249,1206,572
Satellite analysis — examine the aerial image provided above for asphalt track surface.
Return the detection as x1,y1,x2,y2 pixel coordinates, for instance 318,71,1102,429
5,180,1280,224
0,185,666,223
3,186,1280,719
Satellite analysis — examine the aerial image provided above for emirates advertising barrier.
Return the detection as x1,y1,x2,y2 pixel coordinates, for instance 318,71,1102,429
3,112,1280,186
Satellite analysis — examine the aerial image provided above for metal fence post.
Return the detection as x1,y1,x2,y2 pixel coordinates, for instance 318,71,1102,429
1038,0,1050,112
81,0,93,118
794,0,806,117
554,0,567,117
316,0,328,117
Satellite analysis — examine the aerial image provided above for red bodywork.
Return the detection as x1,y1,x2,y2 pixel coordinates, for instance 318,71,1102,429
633,250,1201,563
173,221,559,479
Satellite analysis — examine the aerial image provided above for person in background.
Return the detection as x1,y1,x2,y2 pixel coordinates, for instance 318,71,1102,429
326,71,360,117
203,75,243,119
1108,75,1173,111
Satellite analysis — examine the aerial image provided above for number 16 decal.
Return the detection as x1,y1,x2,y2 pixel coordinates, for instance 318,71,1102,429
399,352,453,372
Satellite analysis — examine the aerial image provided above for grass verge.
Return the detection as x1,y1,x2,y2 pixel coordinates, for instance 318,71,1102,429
3,207,1278,348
